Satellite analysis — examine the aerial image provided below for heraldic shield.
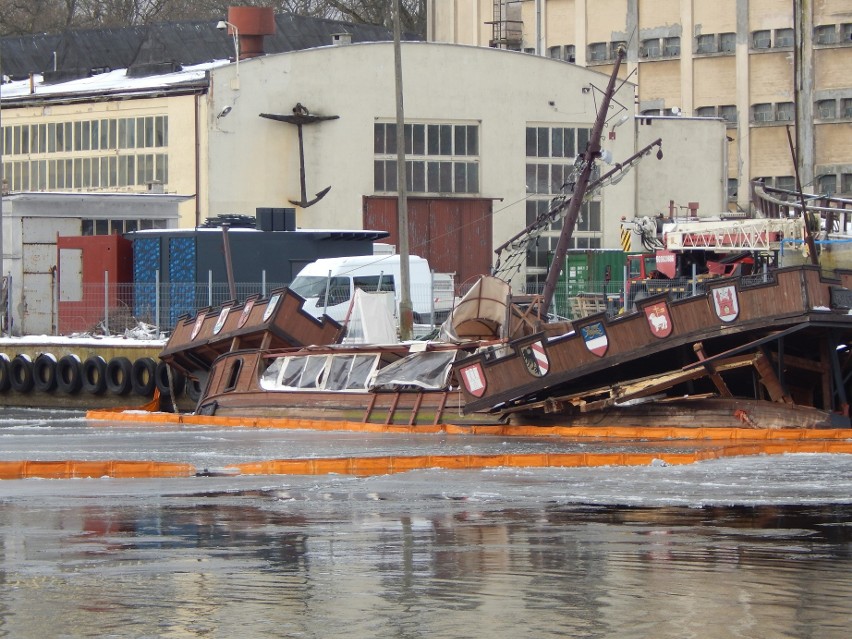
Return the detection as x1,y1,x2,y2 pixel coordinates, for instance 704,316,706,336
580,321,609,357
644,302,672,338
520,340,549,377
711,284,739,322
460,362,487,397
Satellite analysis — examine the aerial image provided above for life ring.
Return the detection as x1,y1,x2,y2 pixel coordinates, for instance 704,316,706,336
131,357,157,396
10,355,34,393
81,356,108,395
33,353,58,393
105,357,133,395
186,376,204,403
56,354,83,394
154,361,185,397
0,354,11,393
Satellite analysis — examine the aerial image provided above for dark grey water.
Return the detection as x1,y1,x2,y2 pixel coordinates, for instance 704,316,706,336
1,408,851,638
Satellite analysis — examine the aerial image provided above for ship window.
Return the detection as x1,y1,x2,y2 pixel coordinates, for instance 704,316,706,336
225,358,242,392
325,354,378,391
279,357,306,387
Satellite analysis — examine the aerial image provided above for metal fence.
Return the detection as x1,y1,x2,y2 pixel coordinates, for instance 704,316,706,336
60,280,450,337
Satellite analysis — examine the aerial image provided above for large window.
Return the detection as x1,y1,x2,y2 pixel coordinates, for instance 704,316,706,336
0,115,169,193
524,124,601,291
373,122,479,195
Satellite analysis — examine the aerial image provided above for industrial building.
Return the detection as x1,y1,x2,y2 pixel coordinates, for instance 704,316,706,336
427,0,852,211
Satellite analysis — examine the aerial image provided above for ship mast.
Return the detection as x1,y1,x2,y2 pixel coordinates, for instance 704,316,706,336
540,47,626,317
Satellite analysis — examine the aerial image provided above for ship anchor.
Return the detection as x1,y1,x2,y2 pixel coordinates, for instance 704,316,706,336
260,103,339,208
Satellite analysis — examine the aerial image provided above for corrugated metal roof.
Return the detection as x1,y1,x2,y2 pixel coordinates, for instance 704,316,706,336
1,13,416,80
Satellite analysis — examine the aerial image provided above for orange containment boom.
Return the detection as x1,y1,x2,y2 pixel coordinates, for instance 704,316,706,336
0,460,196,480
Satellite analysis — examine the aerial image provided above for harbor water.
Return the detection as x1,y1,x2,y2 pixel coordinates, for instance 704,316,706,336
2,408,851,638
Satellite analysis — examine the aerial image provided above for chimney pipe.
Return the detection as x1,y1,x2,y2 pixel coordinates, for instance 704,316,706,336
227,6,276,60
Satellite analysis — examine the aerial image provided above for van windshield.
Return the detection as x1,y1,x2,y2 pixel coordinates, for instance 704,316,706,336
290,276,350,305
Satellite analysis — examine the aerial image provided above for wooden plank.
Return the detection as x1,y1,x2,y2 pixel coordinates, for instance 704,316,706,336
753,352,793,404
694,342,733,398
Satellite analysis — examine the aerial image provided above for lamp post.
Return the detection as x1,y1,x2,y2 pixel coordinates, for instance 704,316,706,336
216,20,240,89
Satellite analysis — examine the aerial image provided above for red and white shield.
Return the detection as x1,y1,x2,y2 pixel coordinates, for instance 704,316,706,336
644,302,672,338
237,298,255,329
460,362,487,398
711,285,739,322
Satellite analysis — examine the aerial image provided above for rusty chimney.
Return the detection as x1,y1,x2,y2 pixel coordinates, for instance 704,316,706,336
226,6,276,60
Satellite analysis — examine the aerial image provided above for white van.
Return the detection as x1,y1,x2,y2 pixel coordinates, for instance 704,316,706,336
289,254,454,324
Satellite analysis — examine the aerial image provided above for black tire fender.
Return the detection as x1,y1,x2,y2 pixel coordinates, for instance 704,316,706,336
131,357,157,396
81,356,108,395
154,361,185,397
10,354,34,393
33,353,58,393
0,354,10,393
56,354,83,394
106,357,133,395
186,376,203,403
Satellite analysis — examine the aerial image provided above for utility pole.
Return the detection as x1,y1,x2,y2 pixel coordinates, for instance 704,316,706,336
393,0,413,340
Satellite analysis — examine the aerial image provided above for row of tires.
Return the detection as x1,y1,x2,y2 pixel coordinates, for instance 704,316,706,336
0,353,201,401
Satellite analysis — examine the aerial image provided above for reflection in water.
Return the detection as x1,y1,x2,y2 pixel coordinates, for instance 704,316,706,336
1,488,850,639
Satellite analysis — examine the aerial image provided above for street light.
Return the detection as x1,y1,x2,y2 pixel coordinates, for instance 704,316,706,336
216,20,240,89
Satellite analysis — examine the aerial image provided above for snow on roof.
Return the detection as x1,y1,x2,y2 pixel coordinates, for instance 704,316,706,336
0,59,229,102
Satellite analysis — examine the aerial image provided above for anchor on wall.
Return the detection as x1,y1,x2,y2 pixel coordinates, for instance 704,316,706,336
260,103,339,208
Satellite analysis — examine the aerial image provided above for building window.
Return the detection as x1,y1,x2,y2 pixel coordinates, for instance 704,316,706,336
588,42,607,61
548,44,576,62
843,23,852,42
719,105,738,125
752,30,771,49
695,106,716,118
640,38,660,58
841,173,852,195
752,103,774,122
815,25,837,45
775,28,794,48
696,34,716,54
524,124,599,287
610,41,626,59
776,102,794,121
776,176,796,191
663,37,681,57
843,98,852,118
727,178,738,199
720,32,736,52
373,122,479,195
817,99,837,119
818,174,837,195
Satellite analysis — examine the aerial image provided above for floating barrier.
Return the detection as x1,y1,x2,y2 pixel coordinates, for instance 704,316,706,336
86,409,852,442
0,460,196,480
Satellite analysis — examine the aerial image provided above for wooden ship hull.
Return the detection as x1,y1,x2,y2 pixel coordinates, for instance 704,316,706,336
197,345,505,426
159,288,343,389
454,266,852,429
